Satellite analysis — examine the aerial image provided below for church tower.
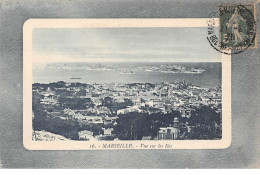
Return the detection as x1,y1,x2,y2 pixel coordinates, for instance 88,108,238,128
173,117,179,128
172,117,180,139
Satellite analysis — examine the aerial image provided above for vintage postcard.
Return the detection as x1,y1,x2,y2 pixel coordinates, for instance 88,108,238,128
23,18,231,150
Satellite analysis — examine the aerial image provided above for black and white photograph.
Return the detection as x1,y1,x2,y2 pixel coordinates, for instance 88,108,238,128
32,28,222,141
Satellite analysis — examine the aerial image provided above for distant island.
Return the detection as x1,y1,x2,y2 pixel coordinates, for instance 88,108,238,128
45,63,114,71
138,64,206,74
119,69,135,75
43,63,206,74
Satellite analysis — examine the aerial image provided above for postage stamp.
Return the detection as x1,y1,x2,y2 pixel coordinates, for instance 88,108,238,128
219,4,257,50
207,4,256,55
23,19,231,150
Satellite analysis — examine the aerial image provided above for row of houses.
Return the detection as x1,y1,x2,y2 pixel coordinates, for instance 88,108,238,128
78,128,115,140
63,108,118,125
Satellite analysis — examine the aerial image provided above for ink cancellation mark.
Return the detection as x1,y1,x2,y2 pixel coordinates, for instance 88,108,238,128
207,4,257,55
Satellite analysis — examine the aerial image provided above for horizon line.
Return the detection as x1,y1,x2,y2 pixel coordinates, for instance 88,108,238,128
33,60,222,64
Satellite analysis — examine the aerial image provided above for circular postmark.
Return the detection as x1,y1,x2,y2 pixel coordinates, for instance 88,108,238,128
207,4,256,55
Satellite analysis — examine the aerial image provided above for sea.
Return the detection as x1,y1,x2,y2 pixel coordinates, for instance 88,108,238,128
33,62,221,88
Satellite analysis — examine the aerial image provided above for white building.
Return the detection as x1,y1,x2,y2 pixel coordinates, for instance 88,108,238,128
158,117,180,140
78,130,94,140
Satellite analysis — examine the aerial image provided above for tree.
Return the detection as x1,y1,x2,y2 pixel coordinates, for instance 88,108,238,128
114,111,181,140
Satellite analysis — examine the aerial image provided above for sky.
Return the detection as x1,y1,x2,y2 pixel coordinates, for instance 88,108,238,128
32,27,221,63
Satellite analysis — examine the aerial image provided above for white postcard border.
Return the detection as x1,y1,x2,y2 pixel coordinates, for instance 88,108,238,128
23,18,231,150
